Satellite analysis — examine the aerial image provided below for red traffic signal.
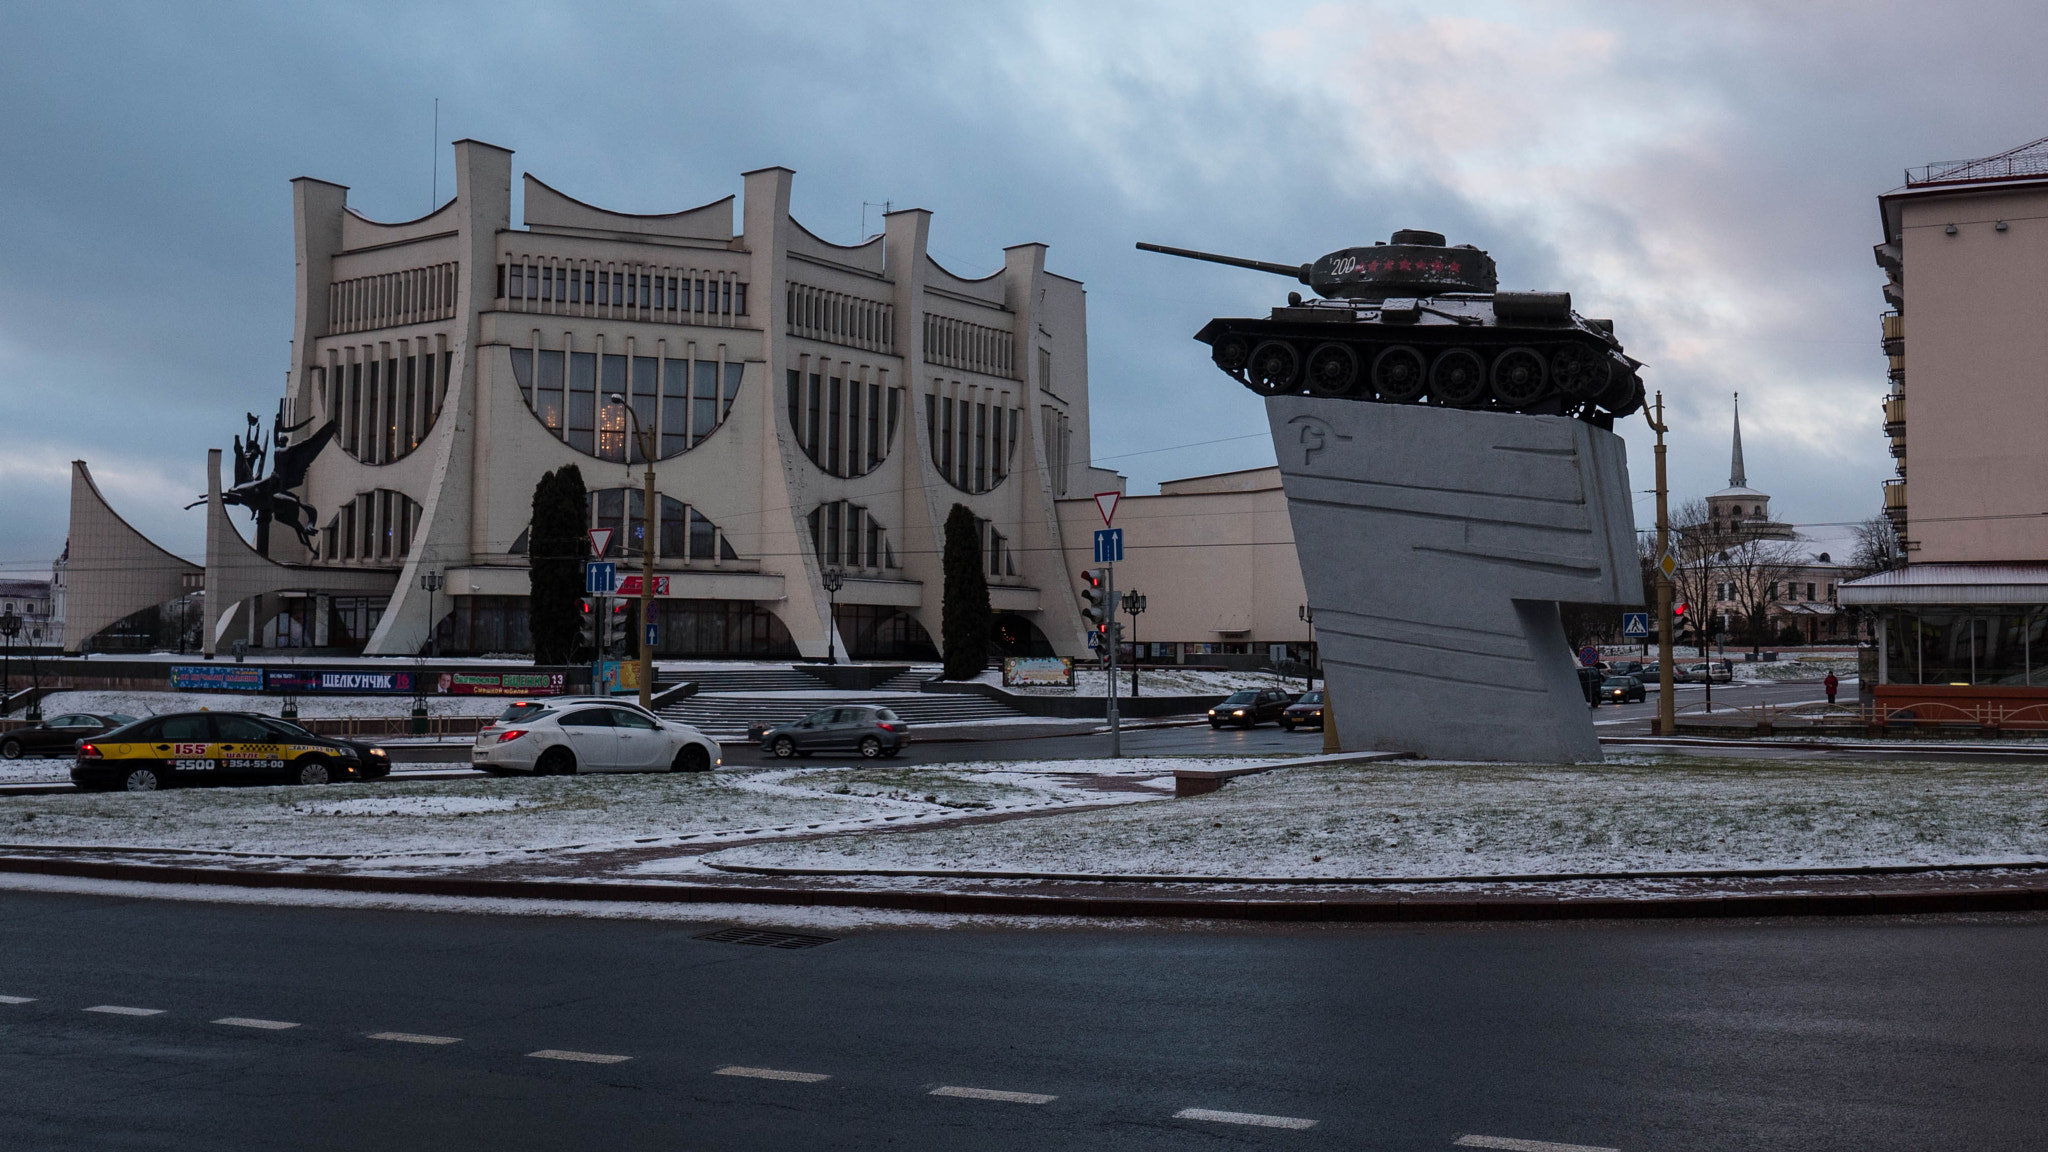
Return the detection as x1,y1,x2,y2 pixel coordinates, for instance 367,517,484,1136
1673,602,1688,618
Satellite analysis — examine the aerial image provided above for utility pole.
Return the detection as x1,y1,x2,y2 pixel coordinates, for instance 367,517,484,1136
607,393,658,710
1105,563,1120,756
1647,391,1676,737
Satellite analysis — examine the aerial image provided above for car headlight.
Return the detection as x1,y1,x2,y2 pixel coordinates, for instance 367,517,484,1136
1232,710,1246,716
368,747,388,757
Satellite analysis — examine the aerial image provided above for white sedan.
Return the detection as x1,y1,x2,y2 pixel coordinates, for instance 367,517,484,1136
472,702,720,775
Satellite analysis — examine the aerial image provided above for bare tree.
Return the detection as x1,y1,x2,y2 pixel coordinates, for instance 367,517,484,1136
1715,533,1809,656
1666,498,1717,655
1847,514,1905,580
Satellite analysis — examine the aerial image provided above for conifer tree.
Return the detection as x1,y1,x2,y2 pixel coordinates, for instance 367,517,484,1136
528,465,588,664
940,503,991,680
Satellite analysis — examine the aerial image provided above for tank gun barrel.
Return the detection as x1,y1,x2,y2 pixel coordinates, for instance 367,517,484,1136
1136,242,1307,283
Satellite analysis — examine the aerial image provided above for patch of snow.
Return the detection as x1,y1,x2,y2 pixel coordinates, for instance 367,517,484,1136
707,755,2048,879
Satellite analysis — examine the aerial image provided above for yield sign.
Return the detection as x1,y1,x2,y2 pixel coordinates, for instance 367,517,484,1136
1094,491,1120,526
589,528,615,558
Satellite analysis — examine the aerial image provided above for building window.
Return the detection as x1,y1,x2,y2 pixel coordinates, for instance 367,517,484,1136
808,500,895,570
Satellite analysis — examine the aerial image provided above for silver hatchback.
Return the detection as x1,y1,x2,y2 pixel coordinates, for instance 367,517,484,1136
759,706,910,759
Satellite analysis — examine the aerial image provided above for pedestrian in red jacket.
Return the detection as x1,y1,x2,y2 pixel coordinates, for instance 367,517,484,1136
1824,672,1840,704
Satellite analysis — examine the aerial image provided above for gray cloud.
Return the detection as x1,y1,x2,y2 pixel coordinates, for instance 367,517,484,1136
2,0,2041,574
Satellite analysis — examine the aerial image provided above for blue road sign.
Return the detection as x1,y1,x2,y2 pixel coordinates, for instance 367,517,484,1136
1093,528,1124,564
585,562,616,594
645,622,659,646
1086,630,1101,650
1579,646,1601,667
1622,611,1650,639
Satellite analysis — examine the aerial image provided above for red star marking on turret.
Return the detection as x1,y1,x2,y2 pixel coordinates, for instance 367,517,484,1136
1398,260,1412,271
1447,262,1461,274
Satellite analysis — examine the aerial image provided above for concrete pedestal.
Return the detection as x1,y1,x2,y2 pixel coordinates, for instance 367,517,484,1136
1268,398,1641,762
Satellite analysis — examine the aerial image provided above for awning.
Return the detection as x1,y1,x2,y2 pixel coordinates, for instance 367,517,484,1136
1839,563,2048,607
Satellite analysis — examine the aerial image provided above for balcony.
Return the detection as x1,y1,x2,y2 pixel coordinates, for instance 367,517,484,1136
1883,395,1905,433
1881,312,1904,356
1889,435,1908,459
1883,478,1907,532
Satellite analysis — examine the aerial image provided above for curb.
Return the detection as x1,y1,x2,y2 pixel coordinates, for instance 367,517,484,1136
4,854,2046,923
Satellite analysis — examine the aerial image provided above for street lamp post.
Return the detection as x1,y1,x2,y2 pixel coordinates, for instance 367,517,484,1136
1121,589,1146,696
821,569,844,665
420,569,444,658
0,611,16,718
607,394,659,710
1297,604,1316,691
24,627,40,724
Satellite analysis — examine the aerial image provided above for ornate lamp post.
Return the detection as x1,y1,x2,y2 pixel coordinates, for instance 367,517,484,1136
1121,589,1146,696
0,611,16,717
607,394,660,709
419,569,444,658
821,569,845,665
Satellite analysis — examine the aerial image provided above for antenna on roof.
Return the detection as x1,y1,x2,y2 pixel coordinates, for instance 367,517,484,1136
431,98,439,211
861,200,893,243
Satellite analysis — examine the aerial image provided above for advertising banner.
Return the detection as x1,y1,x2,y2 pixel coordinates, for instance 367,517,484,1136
435,671,568,697
267,669,415,694
1003,656,1075,687
169,666,264,692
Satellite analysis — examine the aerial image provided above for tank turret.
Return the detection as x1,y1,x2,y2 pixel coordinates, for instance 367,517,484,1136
1138,231,1644,426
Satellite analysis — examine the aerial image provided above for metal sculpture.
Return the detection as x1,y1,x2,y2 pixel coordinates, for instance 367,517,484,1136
190,409,336,554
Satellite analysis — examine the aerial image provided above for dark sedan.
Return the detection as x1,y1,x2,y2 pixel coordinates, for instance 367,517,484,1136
1209,688,1296,729
1,713,138,760
1600,675,1646,704
1279,690,1325,731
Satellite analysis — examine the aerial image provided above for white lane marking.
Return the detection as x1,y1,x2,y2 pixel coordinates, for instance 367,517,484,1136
366,1031,461,1045
0,996,35,1005
1455,1136,1620,1152
528,1049,632,1064
84,1005,164,1017
931,1085,1057,1105
715,1065,831,1083
1175,1107,1316,1129
213,1017,300,1030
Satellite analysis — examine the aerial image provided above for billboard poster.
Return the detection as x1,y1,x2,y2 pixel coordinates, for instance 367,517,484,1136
436,671,568,697
1003,656,1075,687
169,666,264,692
266,669,415,694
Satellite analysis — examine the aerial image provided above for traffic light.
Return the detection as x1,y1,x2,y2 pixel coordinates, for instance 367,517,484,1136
1079,568,1110,628
605,602,631,651
579,598,597,653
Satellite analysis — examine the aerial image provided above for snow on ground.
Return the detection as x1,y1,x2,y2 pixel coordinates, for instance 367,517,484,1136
35,689,516,720
0,758,1227,861
1732,657,1860,683
705,754,2048,879
993,667,1312,698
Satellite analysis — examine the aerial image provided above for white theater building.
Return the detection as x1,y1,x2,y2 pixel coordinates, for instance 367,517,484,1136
66,140,1126,660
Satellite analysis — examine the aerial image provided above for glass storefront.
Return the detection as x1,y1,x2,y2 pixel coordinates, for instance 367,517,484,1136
1883,608,2048,685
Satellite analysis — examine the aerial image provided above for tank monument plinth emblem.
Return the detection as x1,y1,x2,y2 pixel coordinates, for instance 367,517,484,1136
1143,231,1645,762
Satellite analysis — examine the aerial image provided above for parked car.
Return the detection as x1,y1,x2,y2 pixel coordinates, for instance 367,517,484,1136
1209,688,1297,729
1681,660,1734,684
759,706,909,759
474,703,720,775
1600,675,1647,704
1607,660,1647,678
2,712,137,760
1279,690,1325,731
1576,666,1604,707
71,712,390,792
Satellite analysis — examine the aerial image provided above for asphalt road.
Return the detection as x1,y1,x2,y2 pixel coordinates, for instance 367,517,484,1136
1,890,2044,1150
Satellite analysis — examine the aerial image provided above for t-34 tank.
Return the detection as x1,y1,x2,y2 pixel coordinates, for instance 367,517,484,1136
1137,229,1644,427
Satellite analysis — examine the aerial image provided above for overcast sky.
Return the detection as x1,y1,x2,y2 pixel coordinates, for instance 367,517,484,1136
2,0,2042,575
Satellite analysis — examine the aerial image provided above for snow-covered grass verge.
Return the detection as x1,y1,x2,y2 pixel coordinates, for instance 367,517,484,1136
705,755,2048,878
1732,657,1860,683
36,689,513,720
0,758,1244,860
994,667,1311,698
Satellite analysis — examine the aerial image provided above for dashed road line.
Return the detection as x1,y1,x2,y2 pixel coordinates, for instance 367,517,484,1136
213,1017,300,1030
366,1031,462,1045
0,995,35,1005
930,1085,1057,1105
83,1005,164,1017
1455,1137,1620,1152
715,1065,831,1083
529,1049,632,1064
1175,1107,1316,1130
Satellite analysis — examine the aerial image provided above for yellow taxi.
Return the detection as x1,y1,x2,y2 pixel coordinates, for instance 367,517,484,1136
72,711,391,792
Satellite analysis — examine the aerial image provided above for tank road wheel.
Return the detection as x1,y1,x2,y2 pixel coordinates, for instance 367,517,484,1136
1370,346,1428,403
1211,335,1252,377
1304,343,1360,397
1428,348,1488,407
1551,344,1607,401
1489,347,1549,407
1246,341,1302,395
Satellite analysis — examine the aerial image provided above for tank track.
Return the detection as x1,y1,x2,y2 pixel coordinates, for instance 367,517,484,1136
1198,317,1645,427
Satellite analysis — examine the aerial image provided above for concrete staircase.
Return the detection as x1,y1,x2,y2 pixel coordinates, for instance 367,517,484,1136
657,667,823,694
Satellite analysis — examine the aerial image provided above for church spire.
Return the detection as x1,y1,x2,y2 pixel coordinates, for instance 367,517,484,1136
1729,392,1747,489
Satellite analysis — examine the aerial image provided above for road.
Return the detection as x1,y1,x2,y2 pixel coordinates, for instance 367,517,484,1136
1,889,2044,1150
